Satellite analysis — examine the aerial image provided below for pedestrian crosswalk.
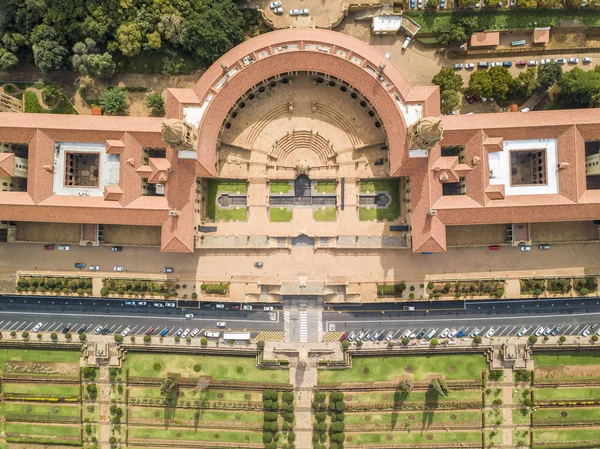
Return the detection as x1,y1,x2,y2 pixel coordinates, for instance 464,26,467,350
284,311,290,323
299,310,308,343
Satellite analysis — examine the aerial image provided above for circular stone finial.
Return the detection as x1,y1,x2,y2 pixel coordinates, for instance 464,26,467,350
418,116,444,142
296,160,309,174
161,119,188,146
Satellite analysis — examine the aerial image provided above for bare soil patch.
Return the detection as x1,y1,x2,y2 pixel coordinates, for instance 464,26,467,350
346,436,353,442
448,365,457,372
426,434,434,440
536,364,600,380
345,394,353,401
386,435,393,441
404,365,414,374
362,367,370,375
5,361,78,376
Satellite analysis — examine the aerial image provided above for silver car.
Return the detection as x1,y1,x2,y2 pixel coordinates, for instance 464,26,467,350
181,328,190,338
517,327,529,337
470,328,482,338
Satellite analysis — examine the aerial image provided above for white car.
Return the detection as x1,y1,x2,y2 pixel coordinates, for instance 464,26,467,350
347,331,356,341
181,328,190,338
57,245,70,251
32,322,43,332
114,266,124,271
242,305,253,311
386,331,395,340
555,58,566,64
470,328,482,338
269,0,281,7
491,62,502,67
185,313,194,319
300,8,309,14
440,328,450,338
401,330,412,338
216,322,226,328
448,328,458,338
465,63,475,69
527,60,537,66
94,325,103,334
273,7,283,14
190,328,200,337
517,327,529,337
263,306,274,311
121,327,131,337
543,326,552,336
356,331,365,341
535,326,545,336
402,36,412,50
583,57,593,64
596,328,600,336
371,331,380,341
540,59,552,65
165,302,176,308
89,265,100,271
290,8,301,15
485,328,496,338
582,326,592,337
568,58,579,64
520,245,531,251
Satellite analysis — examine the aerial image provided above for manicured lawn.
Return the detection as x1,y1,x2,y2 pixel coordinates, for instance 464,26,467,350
345,410,480,427
3,382,80,397
270,181,292,194
115,49,198,74
313,207,336,221
534,407,600,425
535,387,600,401
514,430,530,446
318,354,488,383
512,408,531,426
4,403,80,419
358,178,400,221
512,388,530,406
129,427,263,443
534,428,600,444
125,353,289,383
206,180,248,222
360,179,399,193
0,348,80,374
270,207,293,222
314,180,336,193
5,422,81,437
345,430,481,445
533,351,600,367
345,389,482,405
405,9,600,35
129,407,264,423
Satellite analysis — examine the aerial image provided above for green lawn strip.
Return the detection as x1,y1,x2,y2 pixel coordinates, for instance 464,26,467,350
512,388,530,406
216,207,247,222
485,408,502,425
4,402,80,419
270,207,293,222
5,422,81,437
345,430,480,445
3,382,80,397
512,408,531,426
129,387,264,402
313,207,336,221
358,178,400,221
345,410,480,426
0,348,80,375
206,180,248,221
535,387,600,401
534,428,600,444
486,429,503,447
129,406,264,423
84,404,100,422
314,181,336,193
533,351,600,367
318,354,488,383
125,353,289,383
129,426,263,443
514,430,530,446
270,181,292,194
346,389,482,405
534,407,600,425
114,49,197,74
404,9,600,35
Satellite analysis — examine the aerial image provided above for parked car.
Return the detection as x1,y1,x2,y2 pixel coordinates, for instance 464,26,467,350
74,263,86,269
485,328,496,338
535,326,545,336
154,303,164,308
290,8,301,15
175,328,184,337
163,267,174,273
502,61,512,67
402,36,412,50
125,301,136,306
515,60,527,67
517,327,529,337
185,313,194,319
215,303,225,309
540,58,552,65
165,302,176,308
371,331,380,341
568,57,579,64
94,325,103,334
58,245,70,251
159,328,169,337
77,325,87,334
410,0,416,8
418,0,423,7
543,326,552,336
181,328,191,338
101,327,111,335
111,246,123,252
264,306,274,311
551,326,562,336
347,331,356,341
340,332,349,341
190,328,200,337
62,326,71,334
300,8,309,14
114,266,124,271
254,262,264,268
491,62,502,67
527,60,537,66
453,63,463,69
538,244,551,250
440,328,450,338
44,244,55,250
448,329,458,338
583,57,593,64
465,63,475,69
465,94,476,104
470,328,482,338
32,322,43,332
440,0,446,7
520,245,531,251
416,329,427,339
89,265,100,271
555,58,566,65
216,321,226,328
456,330,467,338
478,61,489,68
377,331,387,341
386,331,395,340
582,326,592,337
269,0,281,8
489,245,500,250
243,305,253,311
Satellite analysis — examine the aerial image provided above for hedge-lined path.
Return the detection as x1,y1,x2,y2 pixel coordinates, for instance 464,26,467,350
290,349,318,449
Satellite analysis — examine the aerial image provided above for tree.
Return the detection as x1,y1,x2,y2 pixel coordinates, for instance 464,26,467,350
510,68,539,100
117,23,143,57
33,40,68,73
87,53,116,78
2,33,26,53
0,47,18,71
143,335,151,343
145,92,165,113
517,0,537,7
537,61,562,90
42,84,64,105
146,31,162,50
431,378,450,397
559,335,566,342
401,337,410,345
51,332,58,340
22,331,29,339
99,88,128,116
158,12,188,47
440,90,461,114
432,67,463,93
426,0,441,8
593,335,599,342
430,338,439,346
160,375,179,397
474,336,482,344
100,287,109,296
342,339,350,349
79,333,87,341
488,66,512,99
114,334,123,343
523,397,533,407
200,337,208,345
528,335,538,344
398,379,413,395
468,71,492,99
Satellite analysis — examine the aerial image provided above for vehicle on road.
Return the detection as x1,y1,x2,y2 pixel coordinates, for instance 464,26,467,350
582,326,592,337
190,328,200,337
456,329,467,338
264,306,274,311
470,328,482,338
114,266,124,271
584,57,593,63
121,327,131,336
465,63,475,69
74,263,86,269
44,244,55,250
539,244,551,250
440,328,450,338
165,302,176,308
181,328,190,338
62,326,71,334
527,60,537,66
551,326,561,336
154,303,164,307
215,303,225,309
163,267,174,273
489,245,500,250
243,305,253,311
159,328,169,337
89,265,100,271
125,301,136,306
515,60,527,67
568,58,579,64
453,63,463,69
111,246,123,252
216,321,226,328
32,322,43,332
403,306,415,311
502,61,512,67
402,36,412,50
485,328,496,338
517,326,528,337
555,58,566,64
416,329,427,339
93,325,103,334
386,331,394,340
77,325,87,334
448,328,458,338
520,245,531,251
185,313,194,319
58,245,70,251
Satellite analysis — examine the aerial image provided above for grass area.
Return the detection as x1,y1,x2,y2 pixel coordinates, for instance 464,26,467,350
0,348,79,374
5,422,81,437
129,427,263,443
514,430,530,446
4,402,80,418
129,407,264,423
125,352,289,383
534,407,600,424
535,387,600,401
486,429,503,447
130,387,262,402
533,351,600,367
405,9,600,35
270,207,293,222
115,49,198,74
345,410,480,427
84,404,100,422
485,408,502,425
534,428,600,445
206,180,248,222
270,181,292,194
512,408,531,426
313,207,336,221
345,430,481,445
346,389,482,405
358,178,400,222
3,382,80,397
314,180,336,193
319,354,487,383
23,90,77,115
512,388,530,406
2,84,17,94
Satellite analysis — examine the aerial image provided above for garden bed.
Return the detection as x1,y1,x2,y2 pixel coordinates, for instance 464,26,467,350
16,275,93,296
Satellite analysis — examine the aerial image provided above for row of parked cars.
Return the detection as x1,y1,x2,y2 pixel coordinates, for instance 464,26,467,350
454,57,591,71
268,1,309,15
409,0,446,9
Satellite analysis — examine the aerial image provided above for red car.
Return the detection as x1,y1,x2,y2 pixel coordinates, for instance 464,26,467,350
339,332,349,342
465,94,477,104
515,60,526,67
489,245,501,250
44,244,55,250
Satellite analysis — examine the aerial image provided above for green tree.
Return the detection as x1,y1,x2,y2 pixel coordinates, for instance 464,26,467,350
42,84,63,106
160,375,179,397
145,92,165,113
398,379,413,395
559,66,600,107
146,31,162,50
87,53,116,78
510,68,538,99
0,47,18,71
440,90,461,114
528,335,538,344
116,23,143,57
341,339,350,349
432,67,464,93
474,335,482,344
517,0,537,7
33,40,68,73
438,24,468,46
158,12,188,47
488,66,512,99
99,88,128,116
431,378,450,396
2,33,26,53
537,61,562,90
468,71,492,98
426,0,441,8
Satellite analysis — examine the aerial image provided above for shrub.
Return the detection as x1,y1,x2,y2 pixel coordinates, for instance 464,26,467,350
77,288,84,295
186,336,191,343
109,436,116,445
493,398,503,406
342,340,350,349
402,337,410,345
528,335,537,344
50,332,57,340
387,341,394,348
409,293,415,299
430,338,439,346
257,340,265,349
153,363,161,370
86,288,93,295
580,287,589,295
145,92,164,113
100,287,109,296
143,335,151,343
192,292,198,299
524,398,533,407
427,282,434,289
193,364,201,372
473,336,482,344
174,336,180,342
559,335,566,342
99,87,128,115
200,337,207,345
64,332,72,339
9,331,15,337
114,334,123,342
22,331,29,339
79,333,87,341
495,289,504,298
593,335,599,342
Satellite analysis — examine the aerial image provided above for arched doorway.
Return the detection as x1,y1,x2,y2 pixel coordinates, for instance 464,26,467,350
295,174,311,198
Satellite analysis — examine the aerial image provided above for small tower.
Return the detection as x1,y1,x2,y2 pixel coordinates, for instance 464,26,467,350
407,116,444,151
161,119,198,151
